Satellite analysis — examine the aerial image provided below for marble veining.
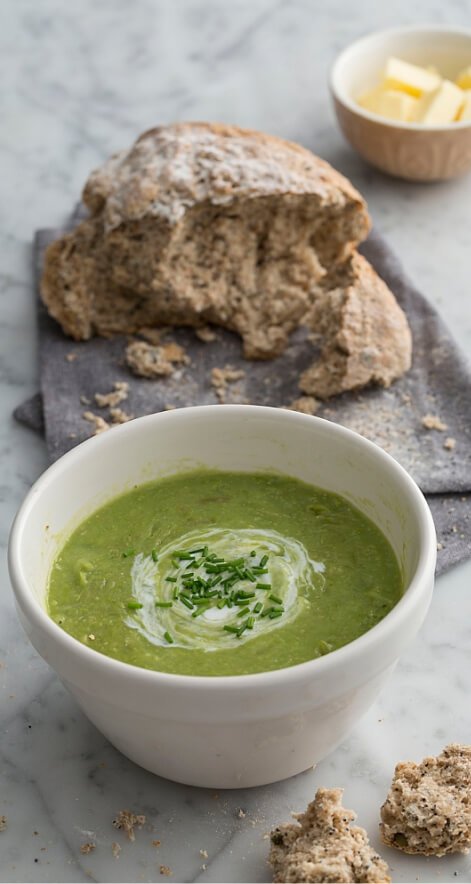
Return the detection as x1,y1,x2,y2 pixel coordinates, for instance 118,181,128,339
1,0,470,881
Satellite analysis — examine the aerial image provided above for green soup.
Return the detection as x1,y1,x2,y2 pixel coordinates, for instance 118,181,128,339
47,470,402,676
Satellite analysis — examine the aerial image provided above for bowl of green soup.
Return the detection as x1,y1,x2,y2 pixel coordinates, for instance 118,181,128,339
9,405,436,788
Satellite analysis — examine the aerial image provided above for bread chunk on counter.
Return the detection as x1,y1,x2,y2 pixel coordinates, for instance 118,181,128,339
269,787,391,883
380,743,471,856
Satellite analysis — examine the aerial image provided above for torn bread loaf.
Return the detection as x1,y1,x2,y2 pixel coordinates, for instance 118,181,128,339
41,122,411,394
269,788,391,883
380,744,471,857
300,253,412,398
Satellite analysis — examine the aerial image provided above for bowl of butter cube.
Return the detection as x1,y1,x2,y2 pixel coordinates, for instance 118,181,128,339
330,25,471,180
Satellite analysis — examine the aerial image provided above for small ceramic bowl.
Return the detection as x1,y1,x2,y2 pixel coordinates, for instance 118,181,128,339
331,25,471,181
8,406,436,788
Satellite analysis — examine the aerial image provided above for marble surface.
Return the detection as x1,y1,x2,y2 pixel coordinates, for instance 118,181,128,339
1,1,471,881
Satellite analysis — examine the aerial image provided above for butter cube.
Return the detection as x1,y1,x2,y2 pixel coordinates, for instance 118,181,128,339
384,57,441,97
376,89,419,122
357,85,384,114
456,65,471,89
458,90,471,121
418,80,464,124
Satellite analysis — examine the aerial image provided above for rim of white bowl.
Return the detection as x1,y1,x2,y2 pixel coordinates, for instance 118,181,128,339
330,24,471,132
9,405,436,691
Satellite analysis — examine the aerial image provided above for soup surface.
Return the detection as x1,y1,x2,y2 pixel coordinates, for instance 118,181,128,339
48,470,402,676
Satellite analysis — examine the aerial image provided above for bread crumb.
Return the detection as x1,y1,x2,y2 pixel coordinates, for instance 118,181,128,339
88,633,96,641
200,849,208,858
112,810,146,842
152,839,161,847
161,342,189,364
137,326,164,345
83,411,110,435
444,437,456,451
237,808,246,819
270,788,390,883
211,365,245,402
288,396,319,416
160,865,172,876
109,407,133,424
66,352,77,362
0,816,6,832
80,394,91,406
126,340,188,379
94,381,129,408
422,414,448,431
437,542,443,550
111,841,121,858
80,843,95,855
196,326,216,342
381,744,471,856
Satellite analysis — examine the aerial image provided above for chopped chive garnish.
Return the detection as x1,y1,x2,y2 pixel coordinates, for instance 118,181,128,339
238,591,255,599
164,630,174,643
165,576,177,583
253,602,262,614
237,606,251,617
269,609,283,619
247,616,255,629
192,596,211,605
192,604,210,618
260,607,272,617
223,625,239,634
188,547,206,555
260,554,269,567
269,593,282,604
172,587,178,600
236,622,248,638
122,548,135,558
252,567,269,575
256,582,271,590
250,550,256,557
151,548,158,562
244,568,256,582
179,596,194,610
155,601,173,608
217,598,226,609
126,600,143,610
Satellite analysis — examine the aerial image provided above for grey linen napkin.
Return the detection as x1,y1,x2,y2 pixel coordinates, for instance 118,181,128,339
14,213,471,575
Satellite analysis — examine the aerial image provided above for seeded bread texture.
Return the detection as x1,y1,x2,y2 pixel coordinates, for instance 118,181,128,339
380,744,471,857
269,788,391,883
41,121,411,394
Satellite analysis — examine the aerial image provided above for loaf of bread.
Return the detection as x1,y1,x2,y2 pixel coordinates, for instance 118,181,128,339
41,122,411,396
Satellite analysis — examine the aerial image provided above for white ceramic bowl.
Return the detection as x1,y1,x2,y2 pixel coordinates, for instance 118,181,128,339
331,25,471,180
9,406,436,788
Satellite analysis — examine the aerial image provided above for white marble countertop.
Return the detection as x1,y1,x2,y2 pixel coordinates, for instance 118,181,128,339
1,1,470,882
